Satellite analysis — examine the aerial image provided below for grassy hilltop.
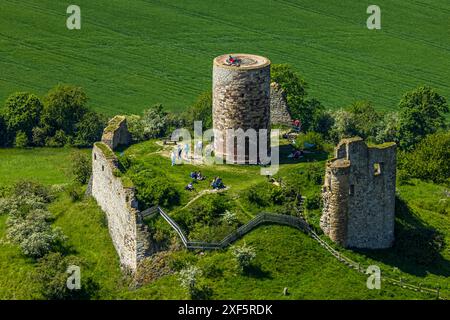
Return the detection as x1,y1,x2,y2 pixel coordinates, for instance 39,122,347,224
1,0,449,115
0,141,449,299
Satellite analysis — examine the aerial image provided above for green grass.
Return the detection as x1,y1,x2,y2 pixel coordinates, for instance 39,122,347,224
0,1,449,115
0,141,448,299
0,147,76,187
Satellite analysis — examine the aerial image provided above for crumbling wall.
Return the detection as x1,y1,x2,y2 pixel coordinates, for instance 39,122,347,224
101,115,131,150
320,137,397,249
270,82,292,126
91,117,152,272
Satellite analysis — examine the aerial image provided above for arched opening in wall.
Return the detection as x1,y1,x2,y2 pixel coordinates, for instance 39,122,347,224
102,165,105,172
94,153,97,160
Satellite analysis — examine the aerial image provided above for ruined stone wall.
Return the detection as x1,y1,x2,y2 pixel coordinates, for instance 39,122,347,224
270,82,292,126
91,118,152,272
212,54,271,163
101,115,131,150
320,137,397,249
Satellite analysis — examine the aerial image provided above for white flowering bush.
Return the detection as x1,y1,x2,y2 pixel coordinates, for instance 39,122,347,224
0,194,47,217
178,264,202,296
232,243,256,272
6,208,66,258
222,210,238,225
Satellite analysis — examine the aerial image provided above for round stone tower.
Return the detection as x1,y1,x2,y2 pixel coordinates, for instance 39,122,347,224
212,53,271,164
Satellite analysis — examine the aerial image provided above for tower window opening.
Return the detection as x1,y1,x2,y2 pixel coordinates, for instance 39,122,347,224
349,185,355,196
374,163,382,176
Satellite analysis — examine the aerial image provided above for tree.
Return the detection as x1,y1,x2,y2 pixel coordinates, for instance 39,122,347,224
184,91,212,131
126,114,146,142
347,101,382,140
178,264,202,298
310,110,335,139
0,114,7,147
74,111,106,147
329,109,358,142
2,92,43,141
399,131,450,184
41,84,88,136
6,208,66,258
14,131,29,148
141,104,169,138
271,64,323,131
375,112,399,144
398,86,448,150
329,101,383,143
232,243,256,273
70,151,92,184
36,252,98,300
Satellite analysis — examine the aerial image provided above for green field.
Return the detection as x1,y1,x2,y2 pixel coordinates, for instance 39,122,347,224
1,0,449,115
0,148,75,187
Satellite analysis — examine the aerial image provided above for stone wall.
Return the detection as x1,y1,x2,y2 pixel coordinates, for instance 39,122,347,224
91,142,152,271
212,54,271,164
91,117,152,272
101,115,131,150
320,137,397,249
270,82,292,126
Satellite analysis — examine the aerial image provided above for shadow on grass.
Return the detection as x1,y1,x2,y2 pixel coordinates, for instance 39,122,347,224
244,264,273,279
353,196,450,278
276,144,329,165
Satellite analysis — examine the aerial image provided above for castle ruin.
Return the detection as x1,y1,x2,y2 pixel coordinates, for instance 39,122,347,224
320,137,397,249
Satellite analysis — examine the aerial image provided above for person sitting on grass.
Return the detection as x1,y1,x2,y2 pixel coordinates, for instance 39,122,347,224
190,172,198,179
185,182,194,191
211,176,225,189
196,171,205,181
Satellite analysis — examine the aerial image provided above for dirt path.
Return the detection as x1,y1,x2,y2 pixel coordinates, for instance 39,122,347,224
180,187,230,211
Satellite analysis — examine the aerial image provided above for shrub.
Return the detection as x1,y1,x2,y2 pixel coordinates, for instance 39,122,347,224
0,194,47,217
141,104,169,138
36,252,99,300
6,209,66,258
132,174,180,209
45,130,69,147
178,264,202,298
13,180,53,203
245,183,287,207
295,131,325,151
126,114,146,142
191,194,229,224
398,131,450,184
232,243,256,273
184,91,212,131
32,126,48,147
222,210,238,225
304,193,322,210
70,151,91,184
14,130,29,148
67,184,83,202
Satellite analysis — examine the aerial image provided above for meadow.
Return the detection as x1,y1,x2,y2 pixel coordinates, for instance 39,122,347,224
1,0,449,115
1,141,447,299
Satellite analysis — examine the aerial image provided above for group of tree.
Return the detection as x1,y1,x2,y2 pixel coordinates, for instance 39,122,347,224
0,180,98,299
270,64,449,185
0,85,106,148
